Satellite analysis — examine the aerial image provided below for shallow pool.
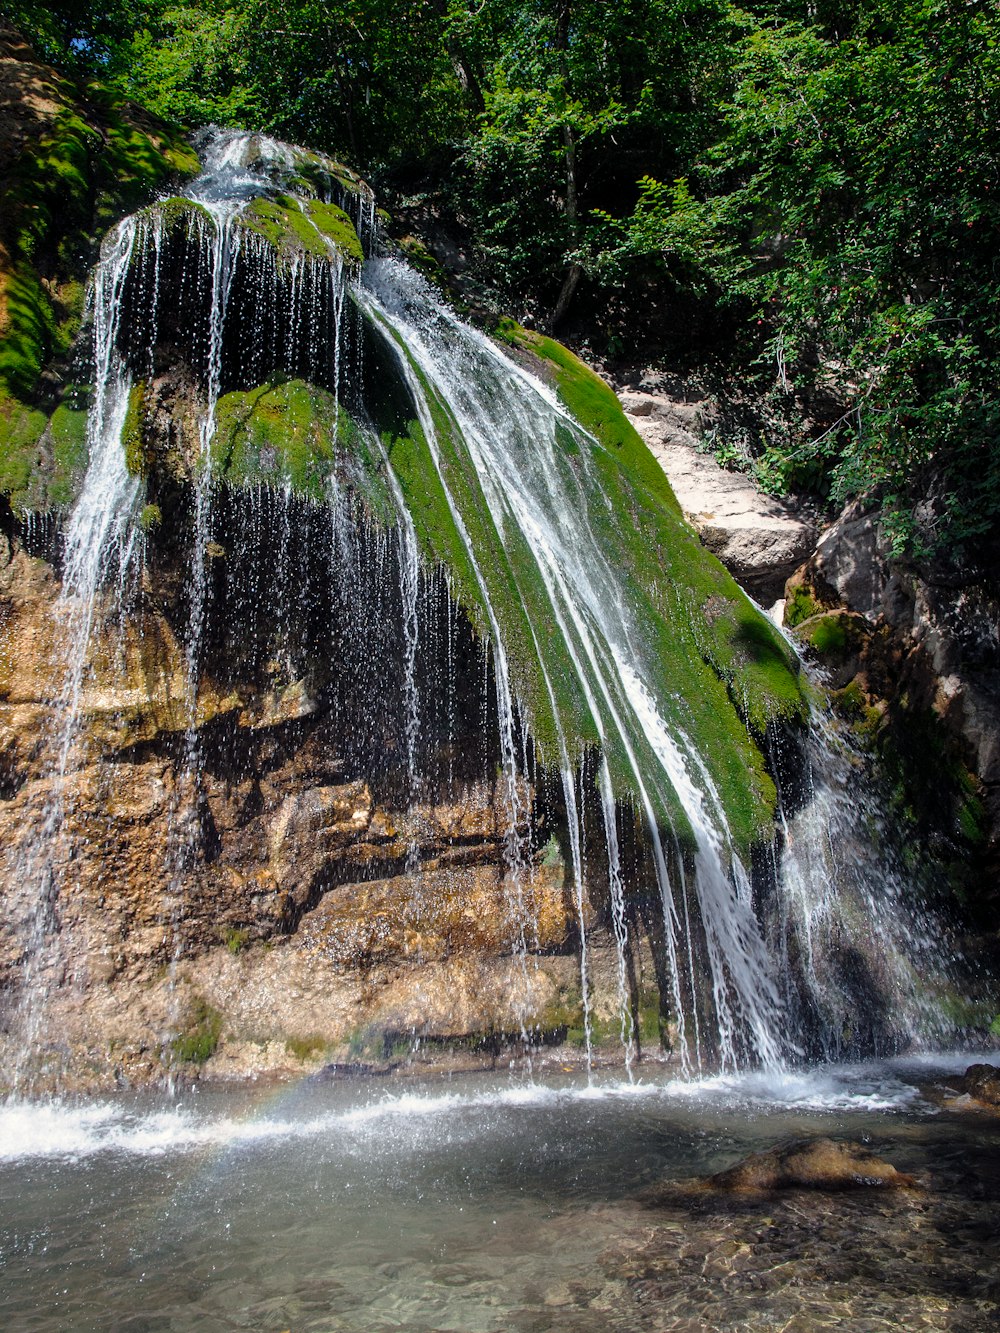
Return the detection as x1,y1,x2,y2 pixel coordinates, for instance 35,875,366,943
2,1054,998,1331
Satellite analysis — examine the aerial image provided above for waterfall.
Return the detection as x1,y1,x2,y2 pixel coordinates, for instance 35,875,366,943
773,693,960,1059
358,259,792,1069
1,128,975,1094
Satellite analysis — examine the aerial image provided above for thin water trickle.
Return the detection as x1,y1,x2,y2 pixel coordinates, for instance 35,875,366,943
7,215,146,1091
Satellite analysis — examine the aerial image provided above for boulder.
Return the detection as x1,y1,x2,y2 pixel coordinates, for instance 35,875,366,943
704,1137,918,1193
963,1063,1000,1107
621,390,815,601
812,501,889,622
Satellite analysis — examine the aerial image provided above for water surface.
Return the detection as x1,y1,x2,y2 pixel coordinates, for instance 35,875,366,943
2,1054,999,1331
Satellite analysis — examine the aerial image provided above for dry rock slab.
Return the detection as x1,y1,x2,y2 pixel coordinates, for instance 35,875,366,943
620,389,815,601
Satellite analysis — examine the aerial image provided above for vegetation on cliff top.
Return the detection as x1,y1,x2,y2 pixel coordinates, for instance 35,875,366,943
13,0,995,567
0,20,198,508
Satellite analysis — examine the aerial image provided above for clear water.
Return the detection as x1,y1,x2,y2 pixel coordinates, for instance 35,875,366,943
2,1056,998,1331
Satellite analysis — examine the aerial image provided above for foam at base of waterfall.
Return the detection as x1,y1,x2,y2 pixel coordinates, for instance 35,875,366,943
5,1052,987,1162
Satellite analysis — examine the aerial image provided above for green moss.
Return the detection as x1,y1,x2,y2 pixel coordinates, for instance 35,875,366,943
0,266,54,399
490,321,806,848
47,397,89,505
802,613,848,656
240,195,363,266
396,236,445,286
358,308,809,848
539,835,564,868
283,146,366,201
0,385,89,510
0,389,47,501
211,379,389,514
285,1033,327,1060
122,381,149,478
170,997,223,1064
138,502,162,532
139,194,211,233
223,926,251,954
1,87,197,402
784,582,823,628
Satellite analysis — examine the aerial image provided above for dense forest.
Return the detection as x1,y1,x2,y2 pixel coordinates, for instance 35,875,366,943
3,0,999,566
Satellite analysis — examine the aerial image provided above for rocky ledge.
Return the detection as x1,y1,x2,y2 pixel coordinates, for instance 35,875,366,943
618,388,815,603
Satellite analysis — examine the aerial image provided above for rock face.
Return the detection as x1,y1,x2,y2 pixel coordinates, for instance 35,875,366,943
785,499,1000,883
619,389,815,602
0,496,669,1091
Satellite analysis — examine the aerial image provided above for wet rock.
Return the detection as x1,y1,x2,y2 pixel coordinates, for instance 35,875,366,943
963,1063,1000,1107
703,1138,919,1193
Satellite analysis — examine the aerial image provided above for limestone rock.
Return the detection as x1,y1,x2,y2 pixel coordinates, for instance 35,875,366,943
620,390,815,600
300,863,569,966
705,1137,919,1193
812,501,889,623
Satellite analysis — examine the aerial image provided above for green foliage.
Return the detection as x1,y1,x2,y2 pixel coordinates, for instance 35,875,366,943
17,4,999,565
223,925,251,953
592,1,1000,561
170,996,223,1063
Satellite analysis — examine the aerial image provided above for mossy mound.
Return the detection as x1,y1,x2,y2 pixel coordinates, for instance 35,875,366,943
211,379,391,514
0,32,198,510
268,142,367,203
0,384,89,510
483,320,807,846
360,303,806,851
240,196,363,267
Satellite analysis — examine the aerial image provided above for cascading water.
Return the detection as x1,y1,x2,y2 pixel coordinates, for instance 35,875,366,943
357,259,790,1070
6,213,145,1088
772,688,961,1059
0,128,976,1098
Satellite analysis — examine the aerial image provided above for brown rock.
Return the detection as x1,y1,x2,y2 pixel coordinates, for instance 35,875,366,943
705,1137,918,1193
963,1063,1000,1107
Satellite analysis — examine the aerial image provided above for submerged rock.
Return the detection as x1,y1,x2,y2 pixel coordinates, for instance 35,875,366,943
702,1137,919,1193
962,1063,1000,1107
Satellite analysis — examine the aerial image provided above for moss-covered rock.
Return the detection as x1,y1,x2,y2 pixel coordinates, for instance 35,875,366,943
0,30,198,510
210,378,390,513
0,382,89,510
240,195,363,267
483,319,807,850
122,381,150,478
